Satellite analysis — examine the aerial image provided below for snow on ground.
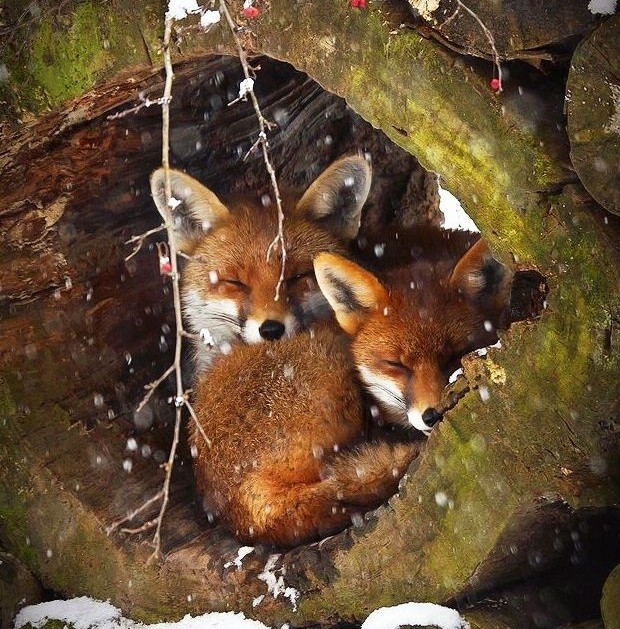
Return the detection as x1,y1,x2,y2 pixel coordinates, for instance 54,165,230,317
14,598,271,629
14,597,470,629
438,182,479,233
362,602,470,629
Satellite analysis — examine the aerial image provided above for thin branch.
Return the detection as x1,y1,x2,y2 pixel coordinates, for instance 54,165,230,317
186,398,212,448
125,224,166,261
121,518,159,535
105,490,164,535
454,0,503,91
135,363,175,415
145,13,186,564
107,94,172,121
219,0,287,300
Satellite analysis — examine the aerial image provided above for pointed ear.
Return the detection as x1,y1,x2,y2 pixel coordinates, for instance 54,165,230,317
450,238,512,314
296,155,371,240
314,252,388,335
150,168,230,251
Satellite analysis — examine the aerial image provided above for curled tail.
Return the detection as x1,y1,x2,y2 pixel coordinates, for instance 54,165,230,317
230,441,422,547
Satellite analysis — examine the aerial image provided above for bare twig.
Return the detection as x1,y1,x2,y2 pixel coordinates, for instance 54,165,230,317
219,0,287,300
454,0,503,91
121,518,159,535
107,94,172,121
135,364,175,415
124,224,166,262
105,490,164,535
186,399,212,448
143,12,186,564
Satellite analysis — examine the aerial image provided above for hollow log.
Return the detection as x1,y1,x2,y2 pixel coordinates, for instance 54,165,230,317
1,2,619,628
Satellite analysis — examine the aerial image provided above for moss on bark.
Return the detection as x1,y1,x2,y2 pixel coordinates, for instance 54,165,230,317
0,0,619,626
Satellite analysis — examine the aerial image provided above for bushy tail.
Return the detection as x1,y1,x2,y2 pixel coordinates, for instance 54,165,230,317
231,441,422,547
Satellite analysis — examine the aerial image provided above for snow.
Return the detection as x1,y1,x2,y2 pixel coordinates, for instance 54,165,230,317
224,545,255,570
200,10,221,27
166,0,200,20
14,597,122,629
361,602,470,629
438,182,479,233
588,0,617,14
14,598,271,629
238,78,255,99
257,554,300,611
14,597,470,629
413,0,441,21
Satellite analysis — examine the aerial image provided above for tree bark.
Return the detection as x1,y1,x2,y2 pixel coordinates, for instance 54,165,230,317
1,2,619,628
567,14,620,216
405,0,599,63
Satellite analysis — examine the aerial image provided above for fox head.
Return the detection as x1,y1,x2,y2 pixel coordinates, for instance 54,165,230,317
150,155,371,372
315,238,512,435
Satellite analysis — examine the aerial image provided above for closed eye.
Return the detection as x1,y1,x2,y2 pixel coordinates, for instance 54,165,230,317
221,279,248,290
383,359,410,373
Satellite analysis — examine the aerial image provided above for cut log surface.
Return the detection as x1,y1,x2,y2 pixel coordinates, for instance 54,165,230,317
0,2,619,628
567,14,620,216
407,0,599,62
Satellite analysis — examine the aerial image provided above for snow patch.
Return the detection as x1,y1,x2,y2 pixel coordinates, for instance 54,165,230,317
14,597,122,629
588,0,617,14
412,0,441,21
200,10,221,27
257,554,300,611
224,546,255,570
438,182,479,233
15,598,272,629
361,602,470,629
166,0,200,20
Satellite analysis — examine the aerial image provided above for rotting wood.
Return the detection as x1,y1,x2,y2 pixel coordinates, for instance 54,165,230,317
0,2,619,627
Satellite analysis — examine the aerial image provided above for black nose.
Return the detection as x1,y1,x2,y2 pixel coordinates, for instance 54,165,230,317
259,319,285,341
422,408,442,427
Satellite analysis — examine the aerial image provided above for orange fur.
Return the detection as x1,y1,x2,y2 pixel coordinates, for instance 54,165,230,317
149,155,371,375
190,230,512,546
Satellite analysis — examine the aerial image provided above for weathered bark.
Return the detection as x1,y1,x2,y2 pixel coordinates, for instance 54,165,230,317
1,1,619,628
0,552,43,629
406,0,600,63
566,14,620,216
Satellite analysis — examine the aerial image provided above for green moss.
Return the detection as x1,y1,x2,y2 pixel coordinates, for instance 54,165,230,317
0,377,39,570
27,3,112,106
602,563,620,629
2,0,163,117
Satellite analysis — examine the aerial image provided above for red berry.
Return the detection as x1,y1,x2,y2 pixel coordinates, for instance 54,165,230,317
490,78,501,92
350,0,360,6
160,261,172,275
358,0,367,6
242,6,260,18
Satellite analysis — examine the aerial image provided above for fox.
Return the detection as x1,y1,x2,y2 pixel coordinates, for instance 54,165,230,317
189,230,512,547
149,155,372,374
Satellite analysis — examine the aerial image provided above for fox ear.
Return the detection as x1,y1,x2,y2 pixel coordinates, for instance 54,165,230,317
314,252,388,334
450,238,512,315
296,155,371,240
150,168,230,251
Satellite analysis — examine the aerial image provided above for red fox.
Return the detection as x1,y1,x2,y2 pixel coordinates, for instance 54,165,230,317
149,155,371,374
189,232,512,546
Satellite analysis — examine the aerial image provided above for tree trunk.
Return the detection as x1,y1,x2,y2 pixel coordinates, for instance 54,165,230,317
1,2,619,628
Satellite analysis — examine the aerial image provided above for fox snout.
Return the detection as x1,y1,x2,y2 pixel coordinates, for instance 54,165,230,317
258,319,286,340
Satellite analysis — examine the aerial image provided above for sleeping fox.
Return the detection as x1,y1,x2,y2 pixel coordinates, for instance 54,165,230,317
149,155,371,374
189,231,512,547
